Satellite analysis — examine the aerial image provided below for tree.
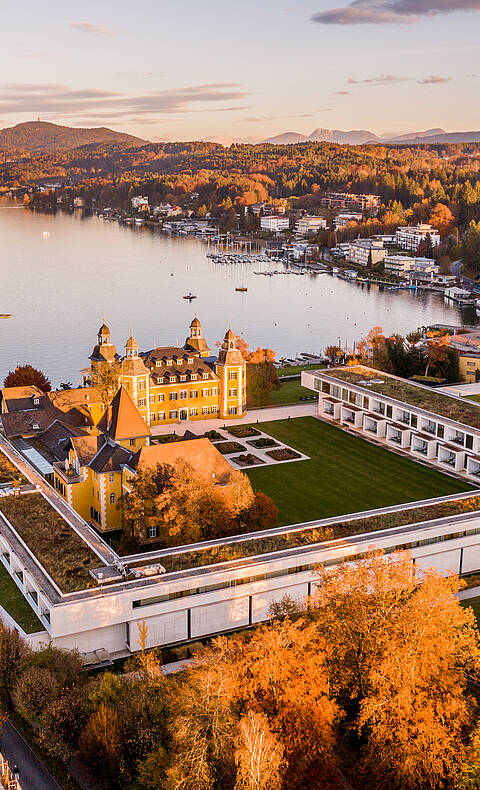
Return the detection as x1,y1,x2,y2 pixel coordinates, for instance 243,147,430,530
324,345,342,365
235,341,279,408
462,220,480,276
235,711,284,790
428,203,455,237
308,551,480,790
3,364,51,392
91,361,121,407
0,625,30,703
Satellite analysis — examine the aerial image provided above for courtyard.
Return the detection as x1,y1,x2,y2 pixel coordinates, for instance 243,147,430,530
244,416,475,526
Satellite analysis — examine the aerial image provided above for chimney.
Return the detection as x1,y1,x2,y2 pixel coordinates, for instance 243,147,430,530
106,405,112,429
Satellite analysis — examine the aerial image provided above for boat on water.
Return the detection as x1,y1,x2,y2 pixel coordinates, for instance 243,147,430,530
236,287,248,292
183,292,197,300
0,314,12,319
135,218,144,225
42,231,50,238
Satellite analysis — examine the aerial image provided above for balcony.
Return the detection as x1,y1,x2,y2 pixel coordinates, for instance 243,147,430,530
53,462,85,484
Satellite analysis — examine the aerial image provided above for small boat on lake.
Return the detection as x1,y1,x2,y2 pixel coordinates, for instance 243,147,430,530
0,314,12,319
183,292,197,300
236,287,248,292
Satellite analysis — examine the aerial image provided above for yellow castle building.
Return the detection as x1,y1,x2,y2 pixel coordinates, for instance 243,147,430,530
87,317,246,426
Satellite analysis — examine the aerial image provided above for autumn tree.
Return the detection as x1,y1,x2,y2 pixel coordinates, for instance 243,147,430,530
324,345,342,365
235,339,280,408
0,624,30,705
91,360,121,407
428,202,455,237
308,551,480,790
3,364,51,392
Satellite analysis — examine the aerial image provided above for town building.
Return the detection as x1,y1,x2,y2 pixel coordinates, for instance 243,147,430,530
86,318,246,426
294,216,327,236
395,224,441,252
321,192,381,213
346,238,386,267
333,212,363,230
131,196,149,211
384,254,439,278
260,215,290,233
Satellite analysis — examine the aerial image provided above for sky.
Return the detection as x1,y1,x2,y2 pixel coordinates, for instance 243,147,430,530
0,0,479,142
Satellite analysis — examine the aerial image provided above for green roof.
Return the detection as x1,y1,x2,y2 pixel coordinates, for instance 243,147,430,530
318,366,480,431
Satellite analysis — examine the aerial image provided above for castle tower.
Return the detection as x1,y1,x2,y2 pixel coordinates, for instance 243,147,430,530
184,316,211,357
88,320,120,384
215,326,246,419
120,330,150,424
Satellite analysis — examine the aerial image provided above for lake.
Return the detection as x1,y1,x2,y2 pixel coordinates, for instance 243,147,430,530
0,199,476,387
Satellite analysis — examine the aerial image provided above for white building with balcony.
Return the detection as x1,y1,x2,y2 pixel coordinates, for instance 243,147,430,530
347,238,386,267
295,216,327,236
260,215,290,233
395,224,440,252
384,255,438,278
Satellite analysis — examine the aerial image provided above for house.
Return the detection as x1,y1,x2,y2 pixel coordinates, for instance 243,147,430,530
131,196,149,211
384,255,438,278
321,193,381,213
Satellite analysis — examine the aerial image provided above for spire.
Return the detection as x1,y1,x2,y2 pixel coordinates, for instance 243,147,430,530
125,329,139,357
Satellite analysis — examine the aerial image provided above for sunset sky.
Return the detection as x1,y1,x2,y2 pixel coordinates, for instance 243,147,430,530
1,0,479,141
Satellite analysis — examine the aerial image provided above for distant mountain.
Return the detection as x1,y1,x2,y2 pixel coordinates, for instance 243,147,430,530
0,121,146,153
261,126,480,146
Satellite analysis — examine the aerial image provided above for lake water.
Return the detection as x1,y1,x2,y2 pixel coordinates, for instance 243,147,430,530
1,199,477,387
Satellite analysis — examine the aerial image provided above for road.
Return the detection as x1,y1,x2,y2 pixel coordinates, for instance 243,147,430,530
0,720,63,790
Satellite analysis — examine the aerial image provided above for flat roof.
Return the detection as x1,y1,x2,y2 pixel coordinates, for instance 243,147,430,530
313,366,480,431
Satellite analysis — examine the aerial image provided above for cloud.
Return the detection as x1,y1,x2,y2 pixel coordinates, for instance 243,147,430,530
337,90,351,94
347,74,408,85
70,22,112,35
243,112,316,123
0,82,249,124
417,74,451,83
312,0,480,24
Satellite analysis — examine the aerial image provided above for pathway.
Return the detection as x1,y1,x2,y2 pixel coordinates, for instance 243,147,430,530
438,383,480,396
0,720,63,790
150,401,318,437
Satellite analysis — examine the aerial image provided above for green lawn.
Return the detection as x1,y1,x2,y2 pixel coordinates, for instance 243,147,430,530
0,562,43,633
246,417,474,526
278,363,325,377
461,596,480,627
270,378,315,405
466,394,480,404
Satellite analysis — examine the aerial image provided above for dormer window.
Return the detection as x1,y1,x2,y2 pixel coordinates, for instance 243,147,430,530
32,422,40,430
191,373,197,380
202,373,209,380
188,357,194,364
180,375,187,382
33,397,40,405
166,359,173,366
177,359,183,366
169,376,176,383
155,360,161,367
156,376,164,383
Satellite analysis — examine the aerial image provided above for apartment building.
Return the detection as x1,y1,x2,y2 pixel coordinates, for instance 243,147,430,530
260,215,290,232
346,238,386,267
294,216,327,235
395,224,441,252
384,255,439,278
321,192,381,212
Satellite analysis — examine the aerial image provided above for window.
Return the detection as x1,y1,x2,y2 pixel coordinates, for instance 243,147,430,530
156,377,164,383
109,473,114,483
32,422,40,430
190,408,198,416
110,493,116,504
33,397,40,405
211,405,218,413
202,388,210,397
139,380,145,390
130,439,135,447
179,390,188,399
170,392,178,401
169,376,176,383
229,389,238,397
167,359,173,366
188,357,194,364
229,407,237,415
147,525,159,539
212,387,218,396
138,398,146,407
190,390,198,399
202,373,209,380
158,412,165,420
177,359,183,366
150,413,155,421
191,374,197,381
228,371,237,380
149,394,155,403
169,410,178,419
180,375,187,382
202,407,209,415
158,394,165,402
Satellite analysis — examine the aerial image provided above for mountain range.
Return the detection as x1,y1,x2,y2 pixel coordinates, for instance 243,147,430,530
262,127,480,145
0,121,146,153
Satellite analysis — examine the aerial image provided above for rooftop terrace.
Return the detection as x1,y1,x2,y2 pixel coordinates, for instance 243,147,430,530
318,366,480,430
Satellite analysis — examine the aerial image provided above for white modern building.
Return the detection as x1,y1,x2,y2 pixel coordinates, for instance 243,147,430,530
395,224,441,252
384,255,439,278
260,215,290,233
295,216,327,236
347,238,386,267
131,196,149,211
333,213,363,230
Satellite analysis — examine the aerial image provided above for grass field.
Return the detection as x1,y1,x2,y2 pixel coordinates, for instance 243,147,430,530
245,417,474,526
0,562,42,633
270,378,315,405
278,363,324,377
466,394,480,404
461,596,480,627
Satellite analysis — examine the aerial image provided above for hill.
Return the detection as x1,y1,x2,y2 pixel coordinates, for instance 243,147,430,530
262,126,480,146
0,121,147,153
